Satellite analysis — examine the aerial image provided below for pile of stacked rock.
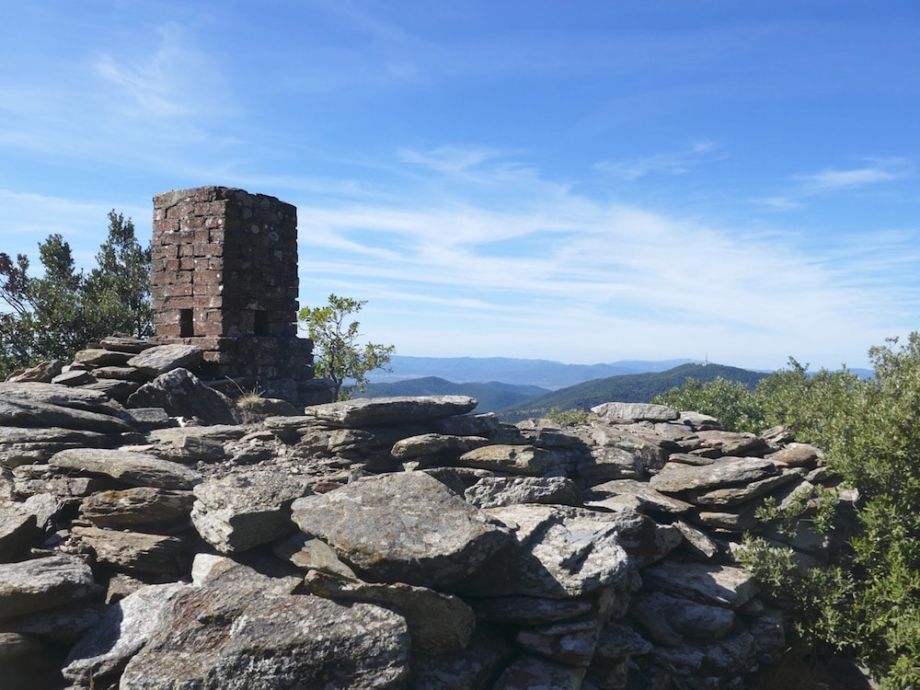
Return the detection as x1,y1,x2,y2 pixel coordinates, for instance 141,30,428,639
1,387,852,690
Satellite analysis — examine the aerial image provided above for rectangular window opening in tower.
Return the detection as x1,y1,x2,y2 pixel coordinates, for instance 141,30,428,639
179,309,194,337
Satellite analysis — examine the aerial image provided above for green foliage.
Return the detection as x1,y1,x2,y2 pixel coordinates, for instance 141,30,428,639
298,294,395,400
545,407,590,426
654,376,765,432
0,211,152,378
663,341,920,687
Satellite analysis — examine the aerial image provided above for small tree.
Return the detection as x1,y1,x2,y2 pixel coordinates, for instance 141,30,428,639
298,294,395,400
0,211,152,378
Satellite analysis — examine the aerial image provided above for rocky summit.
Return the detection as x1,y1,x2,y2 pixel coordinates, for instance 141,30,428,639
0,369,852,690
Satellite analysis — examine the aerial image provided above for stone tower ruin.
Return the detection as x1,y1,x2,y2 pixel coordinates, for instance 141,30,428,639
150,185,325,402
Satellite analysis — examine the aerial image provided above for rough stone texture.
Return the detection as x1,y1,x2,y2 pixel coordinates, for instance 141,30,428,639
274,534,357,579
302,395,478,427
649,457,779,494
80,487,195,528
127,344,203,375
127,368,236,424
0,503,38,561
464,476,581,508
460,505,632,599
119,578,410,689
767,442,823,467
0,396,130,434
590,402,680,423
409,626,514,690
302,570,475,655
390,433,490,461
632,591,736,646
191,470,311,553
73,526,187,577
74,348,134,368
585,479,694,515
62,583,187,686
494,655,586,689
5,359,63,383
0,601,105,643
150,186,315,385
459,444,565,476
516,617,601,665
685,468,800,507
291,472,511,588
642,561,757,609
52,369,96,386
50,448,201,490
0,554,96,618
469,595,593,625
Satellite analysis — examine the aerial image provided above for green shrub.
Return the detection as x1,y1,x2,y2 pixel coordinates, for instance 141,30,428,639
545,407,590,426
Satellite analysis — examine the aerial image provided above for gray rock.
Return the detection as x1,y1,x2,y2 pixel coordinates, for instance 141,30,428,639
52,370,96,386
302,570,475,655
0,397,130,434
749,608,785,663
685,468,800,506
92,366,148,381
493,655,586,689
273,534,357,579
464,476,581,508
469,596,594,625
127,368,236,425
74,348,134,367
22,492,62,531
694,429,769,456
0,382,113,412
291,472,510,588
62,583,187,686
705,629,755,673
127,344,203,375
767,442,823,467
122,407,172,431
678,411,722,430
72,526,187,576
80,487,195,528
149,424,248,443
0,632,62,690
631,591,735,646
50,448,201,490
459,444,565,476
83,379,144,403
590,402,679,423
673,520,720,559
6,359,63,383
0,553,95,618
423,467,497,495
697,504,760,531
585,479,694,515
459,505,632,599
409,625,513,690
577,445,646,483
391,433,490,461
0,601,105,643
594,622,652,659
642,560,756,609
431,412,501,437
149,434,226,463
516,617,600,666
120,578,409,689
0,503,38,562
191,470,311,554
649,457,778,494
302,395,478,428
100,336,155,354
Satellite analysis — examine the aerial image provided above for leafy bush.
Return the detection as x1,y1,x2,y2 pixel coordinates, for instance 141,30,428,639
546,407,590,426
657,338,920,688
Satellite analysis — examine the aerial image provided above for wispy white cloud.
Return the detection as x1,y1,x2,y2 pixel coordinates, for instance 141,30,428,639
594,141,720,181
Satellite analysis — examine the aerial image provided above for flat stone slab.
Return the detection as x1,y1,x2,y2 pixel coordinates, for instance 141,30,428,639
120,576,409,690
50,448,201,490
73,526,187,576
62,582,187,686
642,561,757,609
127,344,203,375
458,444,565,476
80,487,195,528
459,504,632,599
127,368,236,425
494,654,586,690
0,397,130,434
685,469,801,507
649,457,778,494
0,554,95,619
302,570,475,655
586,479,694,515
391,433,490,460
0,504,38,562
468,596,593,625
464,476,581,509
301,395,478,428
632,591,735,646
191,470,312,554
291,472,510,588
590,402,680,423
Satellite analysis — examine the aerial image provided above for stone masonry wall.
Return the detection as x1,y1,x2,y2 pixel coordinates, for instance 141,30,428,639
150,186,314,385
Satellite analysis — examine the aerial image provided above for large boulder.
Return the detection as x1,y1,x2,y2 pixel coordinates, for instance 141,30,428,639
301,395,478,428
0,554,96,618
49,448,201,490
590,402,680,423
464,476,581,509
127,344,203,376
291,472,511,588
191,470,312,554
458,444,566,476
119,567,410,689
649,457,779,494
80,487,195,528
0,398,130,434
127,368,236,425
62,582,187,687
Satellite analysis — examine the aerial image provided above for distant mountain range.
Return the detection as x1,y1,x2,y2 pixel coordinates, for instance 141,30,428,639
498,362,769,421
366,355,695,390
360,377,550,414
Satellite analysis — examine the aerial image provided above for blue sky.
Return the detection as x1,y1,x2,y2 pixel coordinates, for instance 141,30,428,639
1,1,918,369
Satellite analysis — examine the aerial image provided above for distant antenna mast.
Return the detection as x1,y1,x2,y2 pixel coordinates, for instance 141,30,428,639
703,353,709,366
